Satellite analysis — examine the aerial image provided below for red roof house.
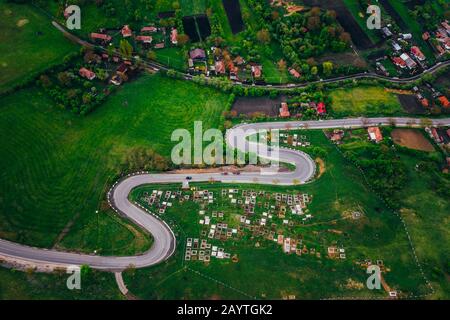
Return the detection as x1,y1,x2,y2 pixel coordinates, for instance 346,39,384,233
289,68,301,78
215,60,226,74
121,25,132,37
279,102,290,118
317,102,326,115
141,26,158,33
79,67,96,80
136,35,153,43
252,65,262,78
170,28,178,44
420,98,429,108
90,33,112,42
189,48,206,60
438,96,450,108
392,57,406,68
411,46,426,61
368,127,383,143
431,128,442,142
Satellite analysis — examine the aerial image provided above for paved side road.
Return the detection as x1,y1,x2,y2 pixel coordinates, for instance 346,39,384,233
0,117,449,271
51,21,450,89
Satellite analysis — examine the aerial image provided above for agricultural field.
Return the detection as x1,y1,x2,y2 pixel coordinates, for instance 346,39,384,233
123,130,436,299
0,0,77,94
0,74,229,252
329,86,403,116
391,129,435,152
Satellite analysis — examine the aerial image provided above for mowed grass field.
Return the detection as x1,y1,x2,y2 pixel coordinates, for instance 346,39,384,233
0,1,77,94
0,74,229,254
124,131,429,299
330,86,403,116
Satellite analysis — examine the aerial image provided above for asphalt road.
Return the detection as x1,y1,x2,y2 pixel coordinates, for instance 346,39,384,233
1,117,449,271
51,21,450,90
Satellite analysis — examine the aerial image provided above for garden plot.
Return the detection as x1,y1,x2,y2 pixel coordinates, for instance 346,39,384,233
222,0,245,34
136,185,318,265
391,129,435,152
302,0,374,49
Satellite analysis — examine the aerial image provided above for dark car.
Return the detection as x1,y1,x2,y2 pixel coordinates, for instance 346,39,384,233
186,176,192,180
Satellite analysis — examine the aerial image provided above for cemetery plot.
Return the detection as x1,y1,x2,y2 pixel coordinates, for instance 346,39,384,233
128,130,433,299
136,185,329,265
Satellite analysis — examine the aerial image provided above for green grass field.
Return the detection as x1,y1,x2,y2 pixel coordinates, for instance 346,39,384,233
0,267,121,300
0,74,229,254
330,86,403,116
0,1,77,94
124,130,430,299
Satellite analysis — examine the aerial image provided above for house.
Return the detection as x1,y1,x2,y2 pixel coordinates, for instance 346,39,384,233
110,74,123,86
234,56,245,65
251,65,262,78
422,32,430,41
316,102,326,115
400,33,412,40
330,130,344,143
121,25,132,37
438,96,450,108
431,127,442,142
189,48,206,60
445,39,450,50
400,53,417,69
420,98,429,108
279,102,290,118
436,44,446,55
392,41,402,52
411,46,425,61
141,26,158,33
215,60,226,74
116,63,128,77
79,67,96,80
170,28,178,44
90,33,112,43
136,35,153,43
442,21,450,35
154,42,165,49
289,68,301,78
368,127,383,143
392,57,406,68
381,27,393,38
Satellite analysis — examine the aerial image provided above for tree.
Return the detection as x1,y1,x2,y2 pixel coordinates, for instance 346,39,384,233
311,66,318,75
176,33,189,46
256,29,271,44
146,50,156,60
119,39,133,58
277,59,287,72
322,61,333,76
57,72,71,86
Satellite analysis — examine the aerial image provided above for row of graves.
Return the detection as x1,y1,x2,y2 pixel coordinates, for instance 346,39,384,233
138,185,348,266
279,132,311,148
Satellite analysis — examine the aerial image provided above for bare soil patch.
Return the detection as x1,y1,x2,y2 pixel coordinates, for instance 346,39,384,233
391,129,434,152
231,96,285,116
398,94,426,114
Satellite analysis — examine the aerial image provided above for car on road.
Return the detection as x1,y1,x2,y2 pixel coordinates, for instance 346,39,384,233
185,176,192,180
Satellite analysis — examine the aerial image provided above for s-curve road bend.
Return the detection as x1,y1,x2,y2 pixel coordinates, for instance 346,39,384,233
0,117,449,271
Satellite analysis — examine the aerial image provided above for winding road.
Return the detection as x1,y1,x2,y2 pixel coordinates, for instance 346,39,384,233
1,117,450,271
